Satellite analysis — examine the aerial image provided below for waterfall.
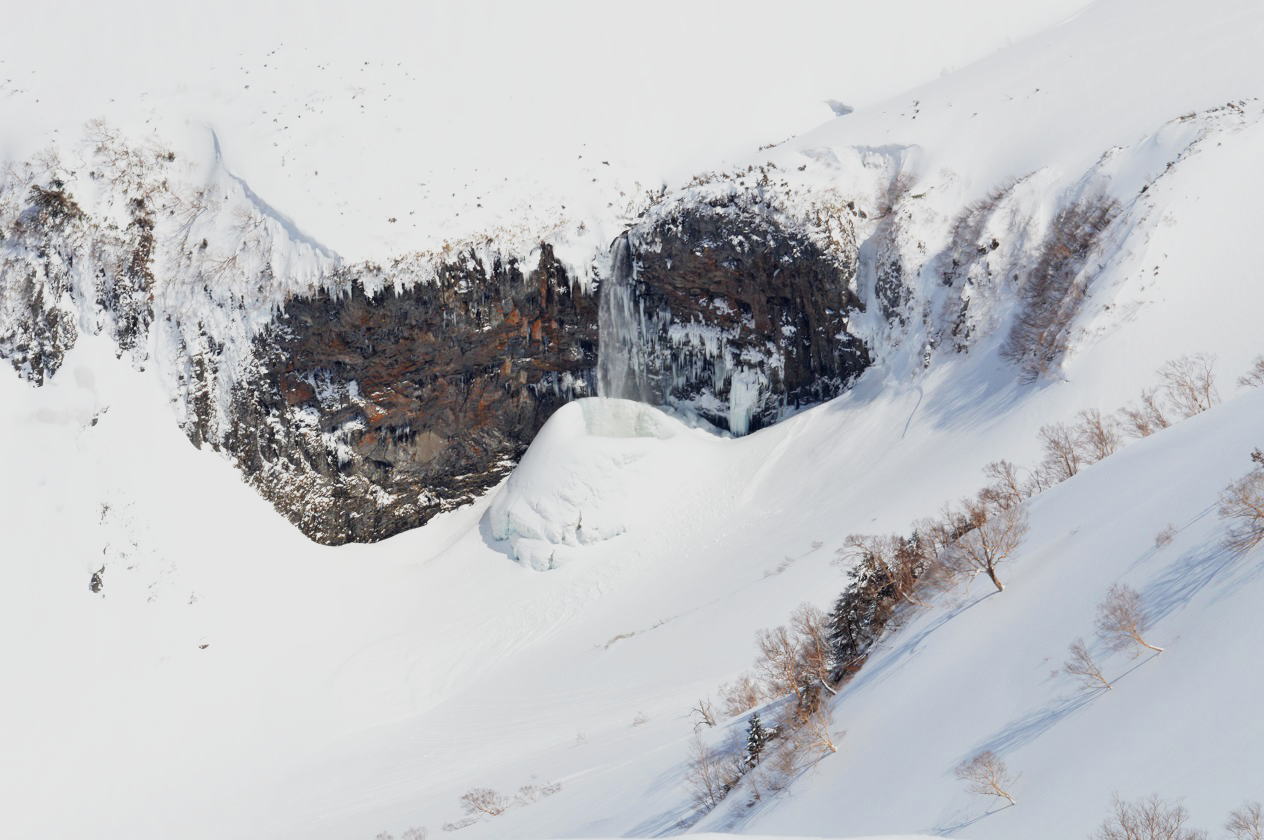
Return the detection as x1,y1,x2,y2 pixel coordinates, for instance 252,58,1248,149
594,233,777,434
596,235,653,401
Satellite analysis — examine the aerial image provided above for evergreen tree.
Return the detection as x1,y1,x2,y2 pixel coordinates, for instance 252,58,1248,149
827,552,897,680
743,712,771,769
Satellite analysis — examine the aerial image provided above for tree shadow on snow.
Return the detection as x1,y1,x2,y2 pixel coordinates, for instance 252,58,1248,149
974,689,1100,757
845,589,999,695
1141,537,1244,626
931,800,1016,835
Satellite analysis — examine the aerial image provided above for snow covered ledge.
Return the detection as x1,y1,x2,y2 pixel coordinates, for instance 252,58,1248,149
487,398,688,570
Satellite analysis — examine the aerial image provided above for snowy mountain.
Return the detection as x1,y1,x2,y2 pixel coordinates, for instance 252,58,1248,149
1,1,1262,839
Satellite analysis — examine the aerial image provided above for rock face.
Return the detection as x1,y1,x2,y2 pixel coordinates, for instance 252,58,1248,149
0,155,872,546
223,245,599,545
601,200,869,434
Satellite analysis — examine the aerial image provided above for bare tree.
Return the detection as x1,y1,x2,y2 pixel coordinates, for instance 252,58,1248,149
459,788,509,818
791,604,839,695
1064,637,1111,691
1039,422,1082,482
1001,196,1120,379
1118,388,1171,439
955,751,1017,805
1227,802,1263,840
1093,795,1207,840
1154,525,1177,549
719,673,764,718
1219,468,1264,554
691,698,717,730
980,460,1027,510
1096,584,1164,654
686,732,738,811
1238,357,1264,389
950,506,1030,592
1160,353,1220,418
756,625,808,705
802,704,840,755
764,740,802,791
1076,408,1122,463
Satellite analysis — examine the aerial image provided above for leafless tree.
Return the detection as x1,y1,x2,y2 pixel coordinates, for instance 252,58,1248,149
980,459,1027,510
955,751,1017,805
1154,525,1177,548
1093,795,1207,840
791,603,839,695
1001,196,1120,379
1219,468,1264,554
1076,408,1122,463
1040,422,1082,482
686,732,739,811
756,626,808,704
802,704,840,755
1096,584,1164,654
1227,802,1263,840
719,673,764,718
1159,353,1220,418
691,698,717,730
950,505,1030,592
401,829,428,840
459,788,509,818
1238,357,1264,389
1064,637,1112,691
764,740,802,791
1118,388,1171,439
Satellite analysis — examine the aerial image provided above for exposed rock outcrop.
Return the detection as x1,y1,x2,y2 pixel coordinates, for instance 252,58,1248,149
601,199,869,434
223,245,598,545
0,137,875,546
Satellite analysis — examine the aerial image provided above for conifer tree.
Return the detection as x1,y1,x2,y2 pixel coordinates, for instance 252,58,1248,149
743,712,771,769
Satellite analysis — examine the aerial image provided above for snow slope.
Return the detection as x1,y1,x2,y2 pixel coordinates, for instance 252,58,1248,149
0,0,1092,262
2,0,1263,839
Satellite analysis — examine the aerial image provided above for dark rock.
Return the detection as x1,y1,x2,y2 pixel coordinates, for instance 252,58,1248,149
222,244,599,545
604,200,869,434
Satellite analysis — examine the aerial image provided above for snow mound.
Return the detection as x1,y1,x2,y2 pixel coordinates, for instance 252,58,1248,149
488,398,694,570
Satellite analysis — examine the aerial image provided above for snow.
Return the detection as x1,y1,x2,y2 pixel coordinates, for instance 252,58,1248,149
2,1,1264,839
0,0,1093,264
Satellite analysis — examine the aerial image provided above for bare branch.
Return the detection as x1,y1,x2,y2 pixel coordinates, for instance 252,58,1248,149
1159,353,1219,418
1093,795,1207,840
1219,468,1264,554
955,751,1017,805
1227,801,1263,840
1064,637,1111,691
949,506,1030,592
458,788,509,818
1095,583,1164,655
1238,356,1264,389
